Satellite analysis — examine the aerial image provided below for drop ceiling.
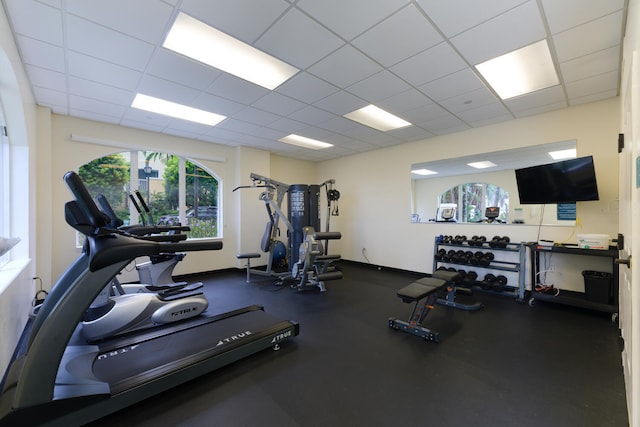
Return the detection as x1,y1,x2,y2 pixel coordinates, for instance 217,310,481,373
1,0,627,162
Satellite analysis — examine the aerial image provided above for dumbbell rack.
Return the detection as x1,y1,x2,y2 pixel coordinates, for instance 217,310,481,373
433,236,526,303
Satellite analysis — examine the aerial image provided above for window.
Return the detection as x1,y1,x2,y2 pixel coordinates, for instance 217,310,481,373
78,151,220,240
439,182,509,223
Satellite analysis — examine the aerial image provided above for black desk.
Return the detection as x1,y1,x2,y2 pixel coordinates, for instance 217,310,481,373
526,243,619,317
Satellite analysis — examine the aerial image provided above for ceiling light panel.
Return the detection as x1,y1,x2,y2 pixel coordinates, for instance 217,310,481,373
343,104,412,131
131,93,226,126
279,134,334,150
548,148,576,160
475,40,559,100
412,168,437,176
163,12,299,90
467,161,497,169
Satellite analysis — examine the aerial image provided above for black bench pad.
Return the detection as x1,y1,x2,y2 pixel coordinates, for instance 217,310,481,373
432,270,462,283
397,278,446,303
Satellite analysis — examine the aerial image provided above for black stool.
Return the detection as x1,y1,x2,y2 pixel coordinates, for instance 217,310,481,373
237,253,260,282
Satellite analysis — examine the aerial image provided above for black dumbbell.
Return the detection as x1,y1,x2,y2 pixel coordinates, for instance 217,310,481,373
481,273,496,290
435,248,447,261
463,271,478,286
492,275,508,292
479,252,494,267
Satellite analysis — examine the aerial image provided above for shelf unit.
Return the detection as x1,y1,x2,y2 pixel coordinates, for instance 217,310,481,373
526,243,619,318
433,236,526,302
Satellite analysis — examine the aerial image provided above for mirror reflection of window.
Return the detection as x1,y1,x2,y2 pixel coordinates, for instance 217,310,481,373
438,183,509,224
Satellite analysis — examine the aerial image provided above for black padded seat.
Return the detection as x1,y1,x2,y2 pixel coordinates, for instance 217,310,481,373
397,278,446,303
432,270,462,283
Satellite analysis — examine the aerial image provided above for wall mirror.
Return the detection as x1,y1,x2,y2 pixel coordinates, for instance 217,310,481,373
410,140,577,226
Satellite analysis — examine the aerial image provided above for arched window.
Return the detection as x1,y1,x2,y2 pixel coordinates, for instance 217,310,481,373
78,151,220,239
439,182,509,223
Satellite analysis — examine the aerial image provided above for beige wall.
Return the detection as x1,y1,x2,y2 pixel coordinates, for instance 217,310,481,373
319,98,620,282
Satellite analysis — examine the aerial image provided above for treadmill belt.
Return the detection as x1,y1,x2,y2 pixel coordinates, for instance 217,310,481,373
92,308,290,387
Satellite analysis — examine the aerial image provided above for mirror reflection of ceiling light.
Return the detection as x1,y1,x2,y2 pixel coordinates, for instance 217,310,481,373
131,93,226,126
163,12,299,90
467,161,497,169
412,168,438,176
343,104,412,131
475,40,559,100
548,148,577,160
278,134,333,150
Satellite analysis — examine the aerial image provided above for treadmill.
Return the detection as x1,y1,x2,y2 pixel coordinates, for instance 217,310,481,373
0,171,299,426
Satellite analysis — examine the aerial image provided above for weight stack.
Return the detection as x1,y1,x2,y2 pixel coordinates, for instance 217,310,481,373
288,184,321,266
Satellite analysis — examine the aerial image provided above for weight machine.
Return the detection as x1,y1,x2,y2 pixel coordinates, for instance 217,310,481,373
233,173,342,290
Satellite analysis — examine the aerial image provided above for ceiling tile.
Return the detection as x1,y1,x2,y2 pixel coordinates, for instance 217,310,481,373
25,65,66,90
231,106,282,126
69,94,128,118
288,105,337,126
455,102,512,126
206,74,270,104
438,87,499,114
252,92,306,116
415,0,527,37
504,85,567,114
32,86,68,110
191,92,246,117
66,0,173,43
307,44,382,87
137,75,202,105
565,70,619,99
67,51,142,91
15,36,66,72
419,69,485,101
541,0,625,34
4,0,63,45
569,89,618,106
552,12,624,62
351,4,443,67
255,8,344,69
391,42,467,86
346,70,412,103
68,76,133,106
560,46,620,84
377,89,434,115
297,0,408,41
313,91,367,116
66,15,155,71
146,50,220,91
276,72,339,104
450,1,546,65
180,0,290,43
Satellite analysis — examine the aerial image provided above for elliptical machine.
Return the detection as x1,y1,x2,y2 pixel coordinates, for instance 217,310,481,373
83,192,209,341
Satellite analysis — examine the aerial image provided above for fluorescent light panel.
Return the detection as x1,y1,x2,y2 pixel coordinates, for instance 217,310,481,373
467,161,496,169
548,148,577,160
412,168,437,176
131,94,226,126
279,134,333,150
344,104,412,131
163,12,299,90
476,40,559,100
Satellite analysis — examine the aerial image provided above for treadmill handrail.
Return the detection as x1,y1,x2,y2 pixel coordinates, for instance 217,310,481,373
88,233,223,271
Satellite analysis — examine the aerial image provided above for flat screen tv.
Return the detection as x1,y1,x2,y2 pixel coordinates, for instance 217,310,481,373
515,156,599,204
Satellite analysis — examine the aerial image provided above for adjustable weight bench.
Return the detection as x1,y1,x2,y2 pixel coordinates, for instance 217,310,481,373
388,270,462,343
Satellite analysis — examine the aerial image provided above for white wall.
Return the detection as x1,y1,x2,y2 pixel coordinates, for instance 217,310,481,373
0,4,37,376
